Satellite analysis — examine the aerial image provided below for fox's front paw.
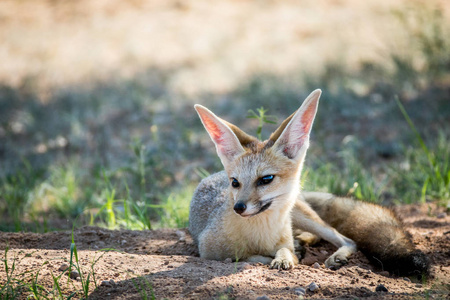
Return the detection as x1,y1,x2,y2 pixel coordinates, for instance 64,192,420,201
270,257,294,270
294,231,320,246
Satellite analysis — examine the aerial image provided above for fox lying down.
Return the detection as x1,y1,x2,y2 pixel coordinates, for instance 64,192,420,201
189,89,430,276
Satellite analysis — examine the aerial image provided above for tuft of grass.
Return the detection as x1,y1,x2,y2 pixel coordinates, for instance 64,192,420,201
396,98,449,203
30,163,87,219
131,276,155,300
0,246,23,299
388,98,450,204
0,160,45,232
66,232,116,299
0,235,119,299
28,267,48,299
95,187,119,229
69,234,91,299
246,107,277,140
148,184,196,229
302,148,384,203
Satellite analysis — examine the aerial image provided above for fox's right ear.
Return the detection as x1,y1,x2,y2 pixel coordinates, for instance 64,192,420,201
271,89,321,161
195,105,246,168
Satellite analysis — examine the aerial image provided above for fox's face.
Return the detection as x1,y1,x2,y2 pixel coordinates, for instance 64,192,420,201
195,89,321,217
226,145,301,217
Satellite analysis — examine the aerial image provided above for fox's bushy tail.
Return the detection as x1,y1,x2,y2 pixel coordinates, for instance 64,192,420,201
302,192,430,277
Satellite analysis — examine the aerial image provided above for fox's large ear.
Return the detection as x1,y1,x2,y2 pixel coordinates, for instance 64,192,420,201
195,105,246,168
271,89,321,160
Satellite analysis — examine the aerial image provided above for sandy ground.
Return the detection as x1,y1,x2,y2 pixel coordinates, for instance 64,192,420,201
0,202,448,299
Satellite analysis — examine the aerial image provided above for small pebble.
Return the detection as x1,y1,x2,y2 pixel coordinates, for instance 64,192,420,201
375,284,388,292
437,212,446,219
144,268,150,273
175,230,186,241
293,287,306,296
256,296,270,300
101,280,112,287
127,269,135,273
109,279,116,286
312,262,321,269
307,282,319,292
403,277,411,282
69,271,79,279
224,258,232,263
378,271,390,277
59,263,69,272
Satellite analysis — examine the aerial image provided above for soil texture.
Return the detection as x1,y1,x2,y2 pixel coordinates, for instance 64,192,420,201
1,203,449,299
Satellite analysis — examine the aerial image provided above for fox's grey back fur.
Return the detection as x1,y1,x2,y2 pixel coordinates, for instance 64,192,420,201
189,171,228,245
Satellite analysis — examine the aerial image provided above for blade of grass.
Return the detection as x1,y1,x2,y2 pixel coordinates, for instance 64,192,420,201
395,96,437,169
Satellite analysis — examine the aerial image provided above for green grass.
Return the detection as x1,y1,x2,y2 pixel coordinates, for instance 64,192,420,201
0,89,448,231
390,131,450,204
131,276,155,300
0,87,448,231
0,246,24,299
302,153,385,203
0,236,124,299
246,107,277,140
302,99,449,205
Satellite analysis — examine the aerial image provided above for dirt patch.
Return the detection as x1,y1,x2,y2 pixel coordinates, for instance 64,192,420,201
1,203,449,299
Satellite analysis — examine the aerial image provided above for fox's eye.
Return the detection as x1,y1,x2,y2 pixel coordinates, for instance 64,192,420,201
231,178,240,188
257,175,274,186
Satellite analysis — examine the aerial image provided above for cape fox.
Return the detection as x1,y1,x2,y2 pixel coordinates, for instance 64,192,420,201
189,89,429,276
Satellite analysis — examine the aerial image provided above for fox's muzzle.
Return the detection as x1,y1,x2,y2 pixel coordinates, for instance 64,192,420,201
234,200,273,217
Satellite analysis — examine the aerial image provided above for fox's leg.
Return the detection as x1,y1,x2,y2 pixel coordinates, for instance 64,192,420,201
268,225,299,270
198,227,234,261
293,229,321,246
292,199,356,269
247,226,299,270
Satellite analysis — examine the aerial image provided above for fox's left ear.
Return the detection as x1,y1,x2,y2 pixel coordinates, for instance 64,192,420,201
271,89,321,160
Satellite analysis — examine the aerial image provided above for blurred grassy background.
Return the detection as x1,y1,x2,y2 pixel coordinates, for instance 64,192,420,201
0,0,449,232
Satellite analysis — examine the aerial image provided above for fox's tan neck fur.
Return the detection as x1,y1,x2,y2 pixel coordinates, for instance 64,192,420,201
223,194,296,259
222,160,303,259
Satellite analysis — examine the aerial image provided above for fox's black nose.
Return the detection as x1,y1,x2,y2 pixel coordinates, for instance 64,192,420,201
234,202,247,214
